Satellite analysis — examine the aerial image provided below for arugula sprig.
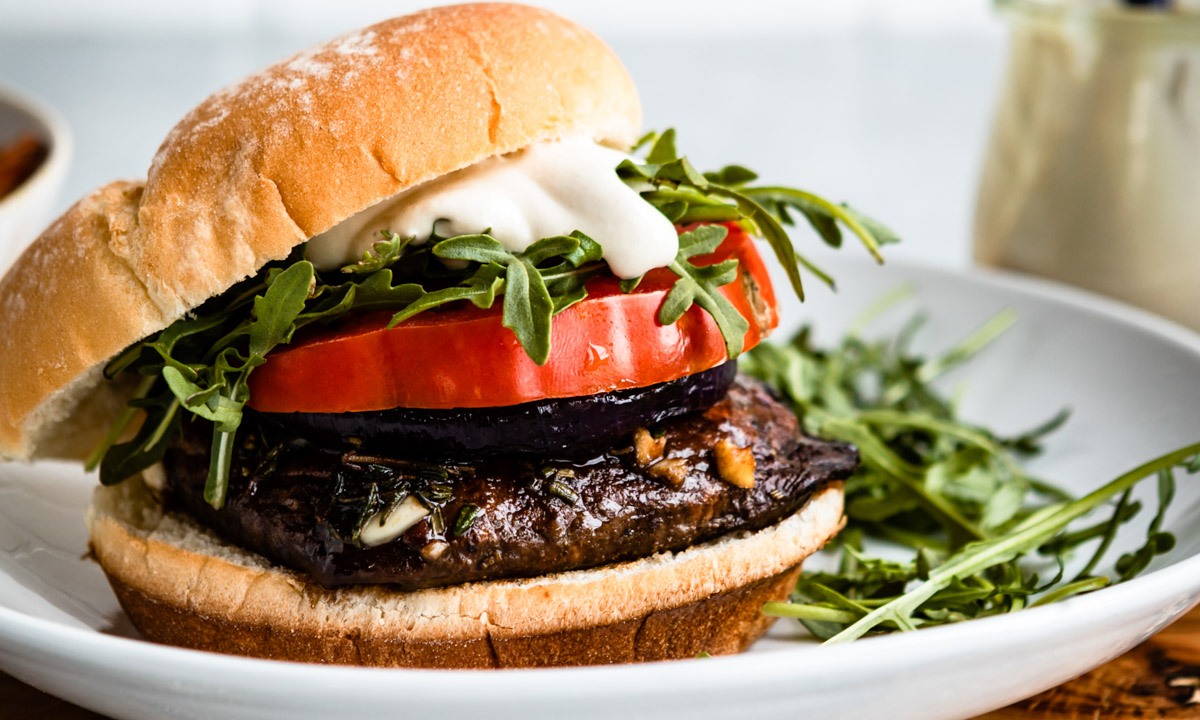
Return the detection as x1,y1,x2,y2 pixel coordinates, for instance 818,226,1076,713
89,128,895,509
620,129,896,302
659,225,749,358
744,296,1200,641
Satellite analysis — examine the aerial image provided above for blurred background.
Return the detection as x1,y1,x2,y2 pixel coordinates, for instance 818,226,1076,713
3,0,1198,328
0,0,1004,270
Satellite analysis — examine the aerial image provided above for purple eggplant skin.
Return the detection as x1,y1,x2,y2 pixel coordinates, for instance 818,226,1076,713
251,362,737,461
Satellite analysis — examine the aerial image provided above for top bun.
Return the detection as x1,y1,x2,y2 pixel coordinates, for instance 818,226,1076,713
0,3,641,461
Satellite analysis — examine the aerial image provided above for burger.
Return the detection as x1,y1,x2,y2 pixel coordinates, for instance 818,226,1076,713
0,3,881,667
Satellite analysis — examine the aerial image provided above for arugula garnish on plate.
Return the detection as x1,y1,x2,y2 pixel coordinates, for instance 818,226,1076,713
744,291,1200,642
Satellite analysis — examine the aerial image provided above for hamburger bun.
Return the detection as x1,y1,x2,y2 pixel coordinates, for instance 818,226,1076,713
88,476,843,667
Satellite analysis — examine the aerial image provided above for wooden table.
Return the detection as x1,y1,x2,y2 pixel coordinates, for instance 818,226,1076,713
5,608,1200,719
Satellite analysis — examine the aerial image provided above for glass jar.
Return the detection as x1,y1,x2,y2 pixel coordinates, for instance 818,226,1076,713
974,0,1200,330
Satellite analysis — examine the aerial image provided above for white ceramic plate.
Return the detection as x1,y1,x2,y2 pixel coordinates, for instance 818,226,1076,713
2,257,1200,720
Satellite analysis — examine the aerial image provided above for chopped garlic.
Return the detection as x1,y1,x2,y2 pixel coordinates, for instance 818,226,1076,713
634,427,666,466
421,540,450,561
649,458,689,486
358,496,429,547
715,438,755,489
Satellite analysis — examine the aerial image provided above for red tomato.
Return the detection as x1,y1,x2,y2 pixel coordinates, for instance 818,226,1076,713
248,223,777,412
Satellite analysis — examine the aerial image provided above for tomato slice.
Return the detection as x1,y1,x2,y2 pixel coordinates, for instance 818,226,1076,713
247,223,778,412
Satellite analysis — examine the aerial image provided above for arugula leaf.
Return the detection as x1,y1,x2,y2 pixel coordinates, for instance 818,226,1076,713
84,375,158,472
161,366,239,430
704,165,759,186
739,188,887,263
551,285,588,316
250,261,313,357
1114,469,1177,581
502,259,555,365
521,235,582,266
841,204,901,247
144,310,242,379
645,128,678,164
711,185,823,299
657,157,711,188
618,276,643,294
432,234,514,265
378,233,604,359
630,130,658,154
98,394,180,487
660,226,749,359
558,231,603,267
340,230,412,275
206,430,237,508
387,284,493,327
339,271,424,311
619,131,894,305
174,261,317,507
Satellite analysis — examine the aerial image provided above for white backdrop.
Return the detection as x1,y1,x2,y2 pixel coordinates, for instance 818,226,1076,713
0,1,997,38
0,1,1008,269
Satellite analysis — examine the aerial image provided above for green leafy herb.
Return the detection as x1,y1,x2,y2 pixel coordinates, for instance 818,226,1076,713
500,252,554,365
341,230,412,275
745,297,1200,641
1114,469,1177,582
547,479,581,506
453,504,483,537
95,392,179,487
619,130,893,304
659,225,749,358
328,459,461,546
430,506,446,536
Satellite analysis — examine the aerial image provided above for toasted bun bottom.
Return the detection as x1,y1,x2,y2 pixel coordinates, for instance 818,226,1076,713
87,478,843,668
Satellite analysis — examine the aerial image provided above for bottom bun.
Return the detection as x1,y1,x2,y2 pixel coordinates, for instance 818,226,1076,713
87,476,844,668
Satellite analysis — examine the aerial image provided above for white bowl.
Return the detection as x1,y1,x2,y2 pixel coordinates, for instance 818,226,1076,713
0,81,72,276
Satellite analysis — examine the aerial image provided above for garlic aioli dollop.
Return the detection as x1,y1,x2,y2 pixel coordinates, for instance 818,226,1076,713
305,137,679,279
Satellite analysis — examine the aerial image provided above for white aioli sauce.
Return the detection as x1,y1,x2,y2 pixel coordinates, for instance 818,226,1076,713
306,137,679,279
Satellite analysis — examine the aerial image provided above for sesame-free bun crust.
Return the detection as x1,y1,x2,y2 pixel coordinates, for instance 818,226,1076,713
87,478,843,668
0,3,641,460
